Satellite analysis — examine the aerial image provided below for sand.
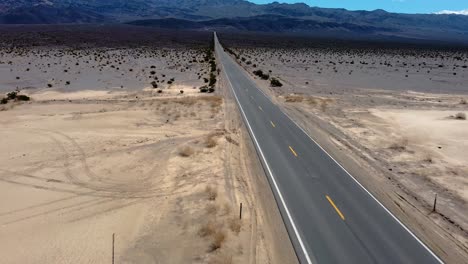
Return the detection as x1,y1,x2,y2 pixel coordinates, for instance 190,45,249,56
0,39,274,263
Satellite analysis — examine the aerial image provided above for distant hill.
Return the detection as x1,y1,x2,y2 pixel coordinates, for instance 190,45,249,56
1,0,468,43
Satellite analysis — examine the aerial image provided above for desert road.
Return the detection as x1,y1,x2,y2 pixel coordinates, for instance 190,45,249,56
214,33,443,264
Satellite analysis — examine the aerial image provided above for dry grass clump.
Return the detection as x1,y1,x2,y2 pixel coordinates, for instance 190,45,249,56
205,186,218,201
284,95,304,103
305,96,334,110
199,222,216,237
228,218,241,235
209,231,226,252
389,138,408,152
200,95,223,108
205,134,218,148
198,221,227,252
179,146,195,157
455,112,466,120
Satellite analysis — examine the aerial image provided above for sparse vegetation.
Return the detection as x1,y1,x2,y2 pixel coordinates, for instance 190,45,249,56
209,231,226,252
228,218,241,235
389,139,409,152
455,112,466,120
205,134,218,148
205,185,218,201
16,94,30,101
270,77,283,87
253,69,269,80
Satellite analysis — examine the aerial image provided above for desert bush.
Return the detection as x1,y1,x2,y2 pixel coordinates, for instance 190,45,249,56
455,112,466,120
200,86,208,93
228,218,241,235
178,146,194,157
16,94,30,101
65,81,70,85
209,73,217,87
209,231,226,252
270,78,283,87
151,81,158,88
208,87,215,93
7,91,17,100
1,98,8,104
205,134,218,148
47,84,53,88
460,98,467,105
205,186,218,201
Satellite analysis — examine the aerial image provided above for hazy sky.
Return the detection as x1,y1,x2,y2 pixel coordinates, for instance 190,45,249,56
250,0,468,14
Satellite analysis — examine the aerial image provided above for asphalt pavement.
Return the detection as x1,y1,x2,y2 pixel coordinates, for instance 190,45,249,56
214,32,443,264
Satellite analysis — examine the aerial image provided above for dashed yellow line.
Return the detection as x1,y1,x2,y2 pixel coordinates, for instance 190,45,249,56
270,121,276,128
326,195,345,220
289,146,298,157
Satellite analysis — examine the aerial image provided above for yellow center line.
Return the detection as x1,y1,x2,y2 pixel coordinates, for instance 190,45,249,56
289,146,298,157
326,195,345,220
258,106,263,111
270,121,276,128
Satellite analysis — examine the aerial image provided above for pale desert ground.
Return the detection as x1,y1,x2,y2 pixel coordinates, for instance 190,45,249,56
220,32,468,262
0,27,280,264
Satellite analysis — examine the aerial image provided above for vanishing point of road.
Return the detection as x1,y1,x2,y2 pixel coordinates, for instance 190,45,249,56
214,33,443,264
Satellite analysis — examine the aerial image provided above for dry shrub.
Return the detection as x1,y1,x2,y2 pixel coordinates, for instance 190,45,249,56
225,135,239,146
205,134,218,148
455,112,466,120
306,97,333,110
460,98,467,105
228,218,241,235
179,146,194,157
205,186,218,201
209,231,226,252
389,139,408,152
284,95,303,103
199,222,216,237
201,95,223,110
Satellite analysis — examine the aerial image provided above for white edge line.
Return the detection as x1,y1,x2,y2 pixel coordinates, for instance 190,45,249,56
240,53,444,263
216,40,314,264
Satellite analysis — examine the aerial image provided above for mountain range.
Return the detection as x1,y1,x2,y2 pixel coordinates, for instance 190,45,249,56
1,0,468,43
